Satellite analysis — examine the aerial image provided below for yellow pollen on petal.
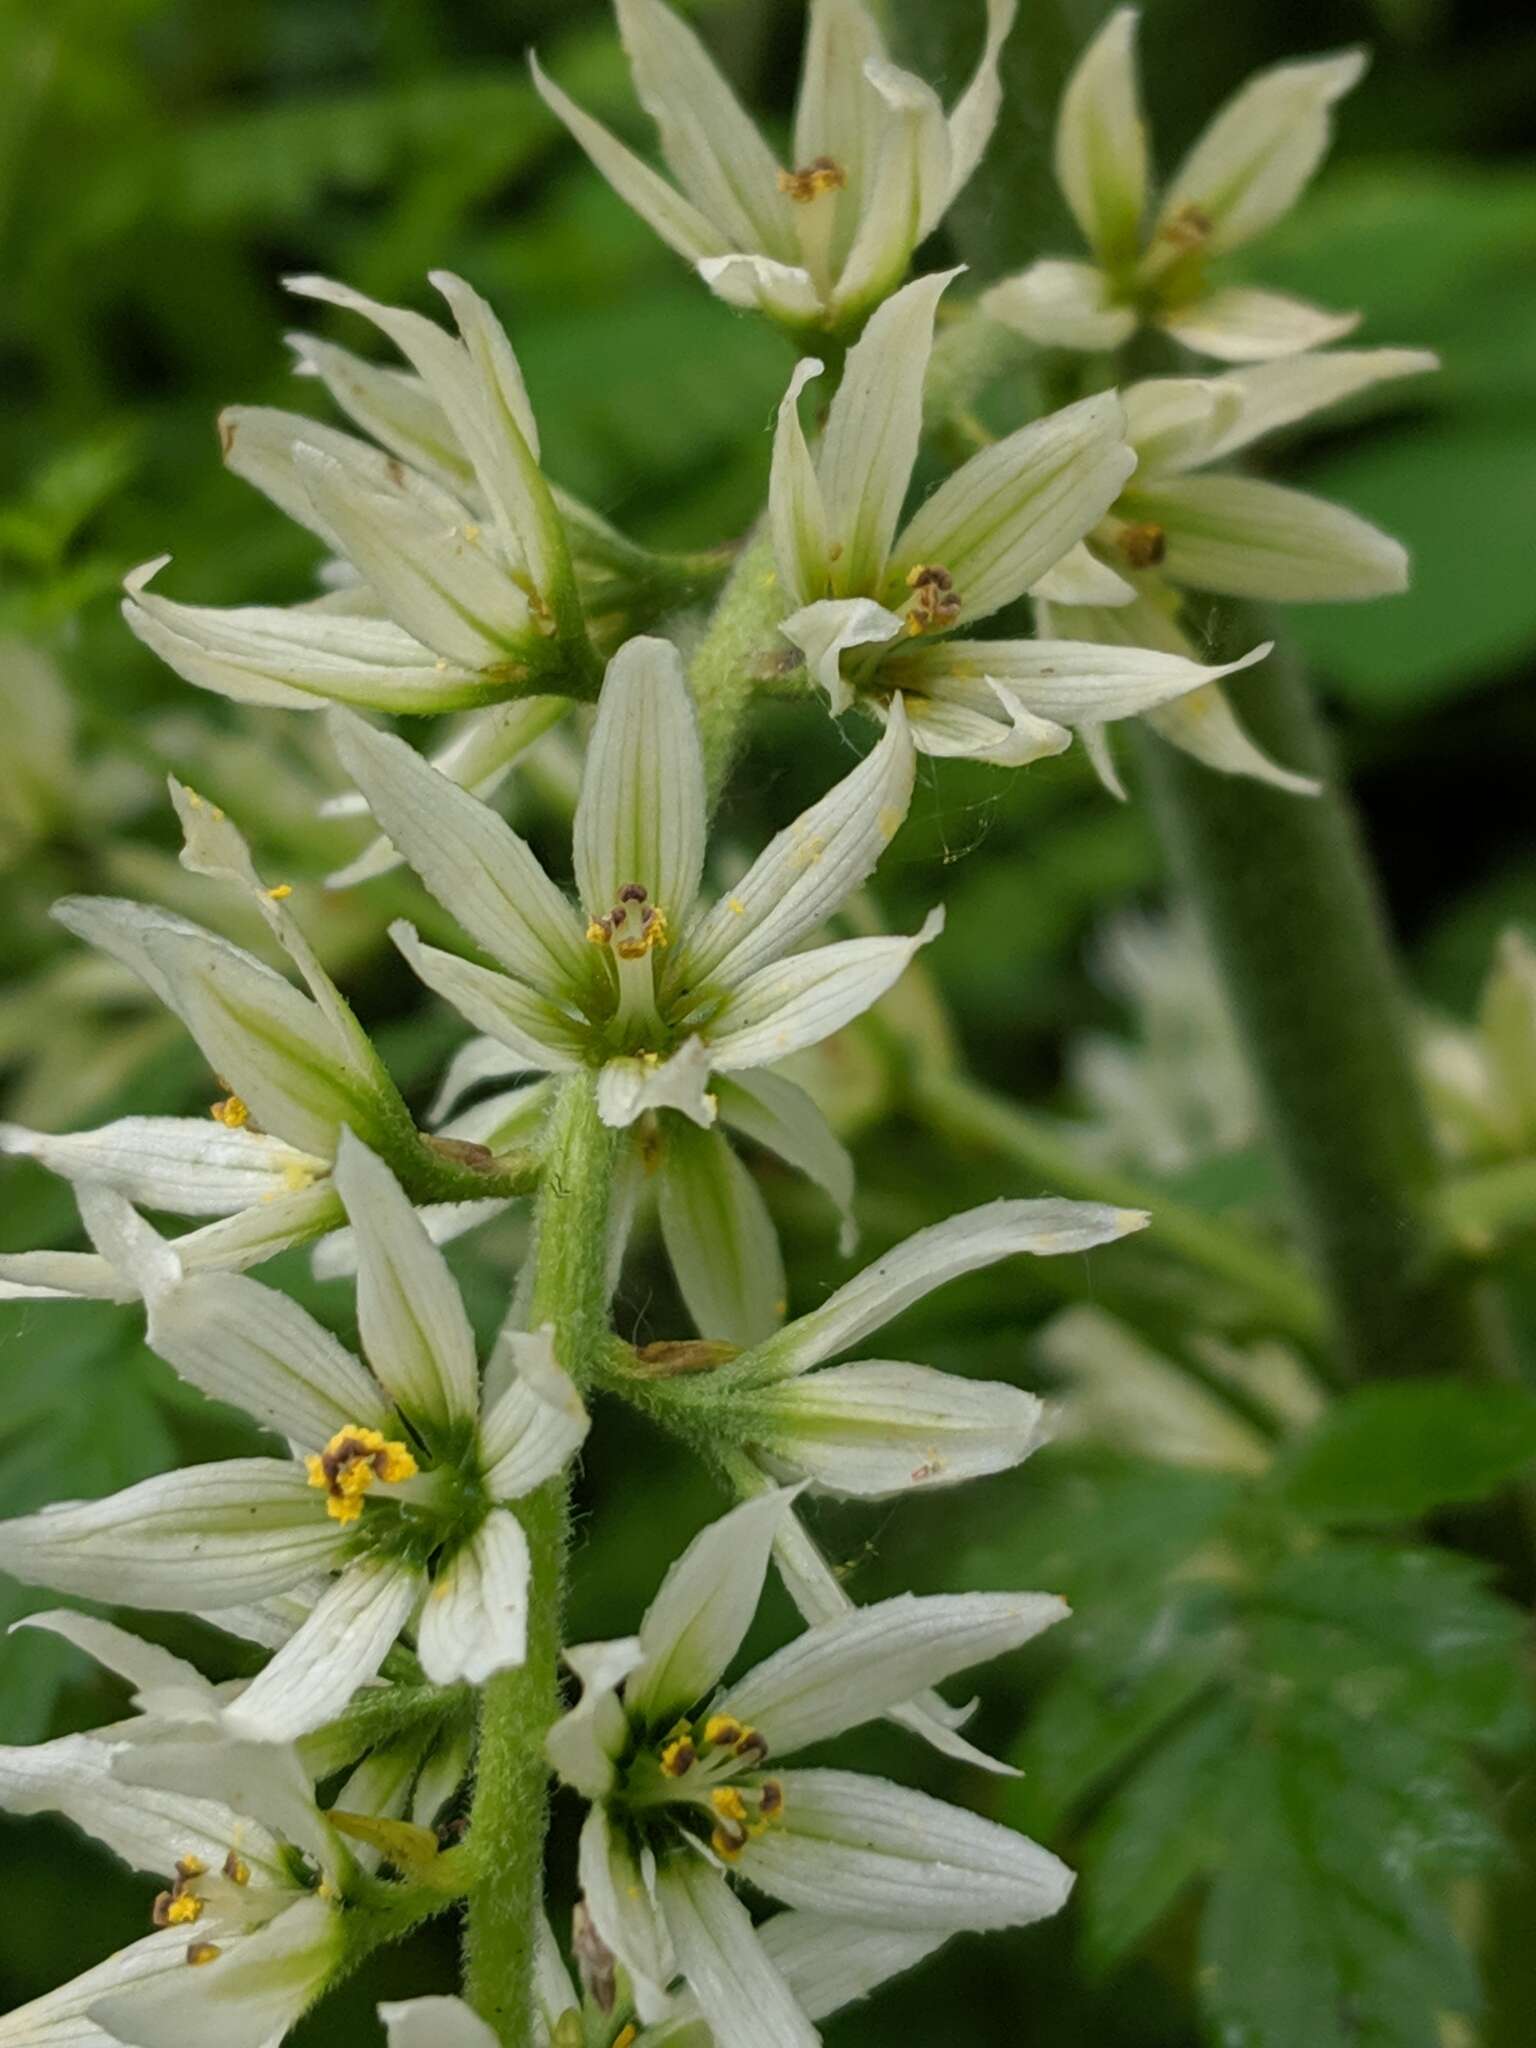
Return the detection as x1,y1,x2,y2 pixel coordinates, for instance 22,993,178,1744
461,523,482,543
266,883,293,901
306,1425,418,1522
778,156,847,202
186,1942,223,1967
727,896,746,915
210,1094,250,1128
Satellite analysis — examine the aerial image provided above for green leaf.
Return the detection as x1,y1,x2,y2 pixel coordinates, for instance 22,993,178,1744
1269,1380,1536,1523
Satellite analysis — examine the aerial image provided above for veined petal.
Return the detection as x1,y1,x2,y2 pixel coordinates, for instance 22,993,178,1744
530,52,731,266
1055,7,1147,267
674,701,913,996
223,1556,420,1743
1200,347,1440,465
1129,473,1409,601
313,1193,512,1283
779,596,904,714
655,1857,819,2048
0,1461,340,1609
1148,684,1323,796
598,1038,717,1131
380,1997,499,2048
1155,48,1368,256
981,260,1136,352
819,271,956,596
830,63,950,319
573,636,707,922
889,390,1135,624
391,922,586,1073
90,1894,342,2048
657,1121,786,1347
704,910,944,1072
146,1267,390,1449
114,1735,335,1880
0,1116,325,1218
429,1035,525,1125
770,358,831,610
287,334,474,496
749,1360,1047,1497
579,1802,676,2005
715,1071,856,1257
737,1769,1072,1930
886,632,1272,729
333,1129,479,1430
533,1915,579,2034
416,1510,531,1685
625,1489,800,1729
546,1637,644,1799
697,254,824,327
740,1196,1146,1380
1028,540,1133,607
479,1325,589,1500
721,1590,1066,1752
1157,285,1359,363
13,1610,213,1715
893,682,1071,767
329,710,591,998
944,0,1018,204
614,0,793,259
0,1929,214,2048
755,1913,946,2027
217,403,467,553
1121,376,1236,474
794,0,888,247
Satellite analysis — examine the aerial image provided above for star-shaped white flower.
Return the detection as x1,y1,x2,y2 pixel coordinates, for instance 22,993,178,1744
543,1491,1074,2048
769,272,1274,764
984,9,1368,363
533,0,1015,340
0,1138,588,1741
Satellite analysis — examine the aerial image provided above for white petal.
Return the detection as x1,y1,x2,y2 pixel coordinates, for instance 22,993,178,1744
391,922,586,1073
738,1769,1072,1930
0,1461,340,1609
480,1326,589,1499
980,260,1136,352
673,701,914,997
715,1071,856,1257
1120,376,1234,474
697,254,823,327
90,1894,342,2048
72,1187,182,1306
223,1557,420,1743
1028,540,1133,606
416,1510,530,1684
380,1996,500,2048
742,1195,1146,1379
429,1035,525,1124
655,1857,819,2048
722,1589,1065,1754
778,596,904,715
573,636,707,921
0,1929,207,2048
598,1038,717,1131
311,1192,510,1281
12,1610,211,1713
0,1117,326,1218
704,910,944,1072
890,390,1135,624
887,632,1271,729
770,358,831,610
830,64,950,319
545,1637,644,1798
1156,48,1368,255
534,1912,581,2035
115,1734,335,1878
755,1912,947,2025
1147,683,1322,796
530,52,730,265
750,1359,1047,1497
1158,285,1360,363
944,0,1017,203
579,1801,675,1996
1133,472,1409,601
1200,347,1440,464
626,1489,800,1729
896,683,1071,768
218,403,459,552
1055,7,1147,266
329,711,592,998
285,335,473,496
819,271,956,596
657,1122,786,1347
333,1128,480,1430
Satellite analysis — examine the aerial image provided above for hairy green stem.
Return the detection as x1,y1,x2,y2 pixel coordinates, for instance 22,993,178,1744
463,1075,617,2044
689,530,800,802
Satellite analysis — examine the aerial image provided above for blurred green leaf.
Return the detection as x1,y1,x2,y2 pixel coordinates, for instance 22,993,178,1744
1268,1381,1536,1523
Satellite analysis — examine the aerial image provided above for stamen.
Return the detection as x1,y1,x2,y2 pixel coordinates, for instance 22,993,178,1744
186,1941,223,1967
1158,202,1212,252
778,156,847,203
613,2028,639,2048
702,1714,745,1750
660,1735,698,1779
710,1819,748,1861
903,563,963,636
757,1779,784,1819
153,1891,205,1929
210,1094,250,1128
1116,521,1167,570
710,1786,749,1826
223,1851,251,1886
305,1425,419,1524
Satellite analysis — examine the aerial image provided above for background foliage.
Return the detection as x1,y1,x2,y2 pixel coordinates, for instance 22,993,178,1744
2,0,1534,2042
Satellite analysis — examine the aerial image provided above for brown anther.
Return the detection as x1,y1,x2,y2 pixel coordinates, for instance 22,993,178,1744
710,1820,748,1861
902,563,963,635
1117,521,1167,570
733,1728,770,1765
758,1778,784,1818
217,414,237,459
222,1850,251,1886
777,155,847,203
660,1736,698,1778
174,1856,207,1884
617,882,649,903
186,1941,223,1967
1158,202,1212,252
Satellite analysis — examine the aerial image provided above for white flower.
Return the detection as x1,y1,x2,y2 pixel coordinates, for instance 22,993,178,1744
984,10,1368,362
0,782,516,1304
768,273,1273,763
332,632,938,1344
0,1135,588,1740
1421,928,1536,1165
532,0,1015,339
543,1491,1072,2048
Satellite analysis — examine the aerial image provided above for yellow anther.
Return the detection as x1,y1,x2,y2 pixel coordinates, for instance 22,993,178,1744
614,2027,639,2048
710,1786,749,1825
587,918,612,946
703,1715,744,1749
210,1095,250,1128
305,1425,418,1524
778,156,847,202
461,523,482,543
1158,202,1212,252
614,904,668,961
186,1941,223,1967
902,563,962,636
174,1856,207,1881
223,1851,251,1886
157,1893,204,1928
266,883,293,901
710,1824,746,1862
660,1737,698,1779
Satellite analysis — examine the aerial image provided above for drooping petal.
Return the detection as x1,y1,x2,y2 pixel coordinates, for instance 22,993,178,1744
330,710,591,999
740,1196,1146,1381
480,1325,589,1499
1154,48,1368,256
657,1121,787,1347
1157,285,1359,363
380,1996,500,2048
894,681,1071,767
1199,347,1440,465
748,1360,1047,1497
222,1555,421,1743
655,1857,819,2048
885,633,1272,731
770,359,831,610
625,1489,800,1729
1147,684,1323,797
889,390,1135,624
1120,376,1235,475
980,260,1137,352
13,1610,213,1717
674,699,913,996
598,1038,717,1131
429,1035,526,1125
720,1590,1066,1753
579,1802,676,2000
697,255,824,327
573,637,707,922
715,1071,857,1257
703,910,944,1072
391,922,587,1073
1128,472,1409,601
333,1129,480,1430
778,596,904,714
944,0,1018,205
0,1116,327,1218
1054,7,1147,267
0,1461,341,1610
416,1510,531,1685
737,1769,1072,1930
546,1637,644,1799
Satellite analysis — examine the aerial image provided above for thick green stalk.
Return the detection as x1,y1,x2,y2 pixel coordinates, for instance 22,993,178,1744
463,1075,617,2044
689,530,799,802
